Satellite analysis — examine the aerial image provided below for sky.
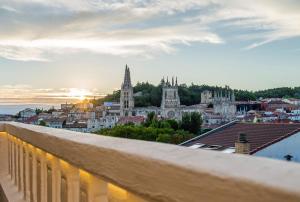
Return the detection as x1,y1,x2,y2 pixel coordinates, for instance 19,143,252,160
0,0,300,102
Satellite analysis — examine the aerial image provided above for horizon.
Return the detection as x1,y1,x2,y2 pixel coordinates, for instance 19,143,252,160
1,0,300,103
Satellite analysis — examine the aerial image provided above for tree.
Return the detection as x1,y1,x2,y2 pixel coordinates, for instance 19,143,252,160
190,112,202,134
180,112,202,134
39,120,47,126
180,113,191,132
35,108,44,115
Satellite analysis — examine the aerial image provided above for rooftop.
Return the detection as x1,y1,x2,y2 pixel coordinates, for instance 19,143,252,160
181,122,300,154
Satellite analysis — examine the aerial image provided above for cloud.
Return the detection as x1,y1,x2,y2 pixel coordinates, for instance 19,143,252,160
0,85,106,102
0,5,19,12
0,0,299,61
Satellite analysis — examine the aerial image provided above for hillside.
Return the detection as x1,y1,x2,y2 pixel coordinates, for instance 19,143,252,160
92,82,300,107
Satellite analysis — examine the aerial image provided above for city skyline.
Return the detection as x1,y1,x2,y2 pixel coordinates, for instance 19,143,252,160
1,0,300,102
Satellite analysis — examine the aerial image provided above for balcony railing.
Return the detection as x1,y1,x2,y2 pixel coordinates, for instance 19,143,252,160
0,122,300,202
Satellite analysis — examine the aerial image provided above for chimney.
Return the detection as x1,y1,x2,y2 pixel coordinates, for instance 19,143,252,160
235,133,250,154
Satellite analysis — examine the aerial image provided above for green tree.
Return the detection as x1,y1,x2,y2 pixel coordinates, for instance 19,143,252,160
180,112,202,134
39,120,47,126
190,112,202,134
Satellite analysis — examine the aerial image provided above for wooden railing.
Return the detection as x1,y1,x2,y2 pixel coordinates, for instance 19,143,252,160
0,122,300,202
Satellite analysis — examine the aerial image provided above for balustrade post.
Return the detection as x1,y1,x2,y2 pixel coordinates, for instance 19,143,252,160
23,144,30,201
7,135,11,175
12,139,17,185
52,158,61,202
88,176,108,202
66,165,80,202
17,142,22,191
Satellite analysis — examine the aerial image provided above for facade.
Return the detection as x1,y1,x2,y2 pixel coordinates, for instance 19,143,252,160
120,65,134,116
201,90,213,104
160,77,181,119
213,89,236,121
262,99,297,111
19,108,36,120
44,117,66,128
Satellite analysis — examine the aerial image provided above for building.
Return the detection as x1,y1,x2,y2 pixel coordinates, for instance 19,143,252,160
103,102,120,117
201,90,213,104
61,103,74,110
118,116,145,125
262,99,297,112
213,89,236,121
160,77,181,119
19,108,36,120
181,122,300,163
120,65,134,116
117,66,239,122
44,117,66,128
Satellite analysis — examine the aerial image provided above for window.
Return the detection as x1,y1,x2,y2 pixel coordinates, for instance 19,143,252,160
222,147,235,154
189,143,205,149
202,145,222,150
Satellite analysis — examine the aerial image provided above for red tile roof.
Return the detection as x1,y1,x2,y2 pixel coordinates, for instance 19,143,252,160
182,122,300,154
118,116,145,125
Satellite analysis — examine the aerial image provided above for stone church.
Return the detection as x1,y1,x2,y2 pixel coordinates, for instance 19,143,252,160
213,88,236,120
119,65,236,121
120,65,134,116
160,77,182,119
120,65,185,120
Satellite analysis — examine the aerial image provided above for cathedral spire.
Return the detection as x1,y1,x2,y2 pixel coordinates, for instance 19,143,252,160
172,77,174,86
123,64,132,88
175,77,178,86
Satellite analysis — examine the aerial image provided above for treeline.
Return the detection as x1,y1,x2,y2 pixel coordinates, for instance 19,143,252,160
95,112,202,144
92,82,300,107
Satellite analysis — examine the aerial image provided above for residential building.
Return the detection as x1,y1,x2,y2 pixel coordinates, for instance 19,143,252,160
118,116,145,125
19,108,36,120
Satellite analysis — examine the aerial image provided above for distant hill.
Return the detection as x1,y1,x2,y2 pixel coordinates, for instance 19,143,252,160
91,82,300,107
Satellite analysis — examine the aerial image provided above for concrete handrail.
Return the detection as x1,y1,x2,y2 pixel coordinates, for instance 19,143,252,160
1,122,300,202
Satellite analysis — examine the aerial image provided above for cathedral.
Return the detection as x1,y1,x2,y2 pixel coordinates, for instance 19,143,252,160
120,65,134,116
119,65,184,120
213,88,236,120
119,65,237,122
160,77,181,119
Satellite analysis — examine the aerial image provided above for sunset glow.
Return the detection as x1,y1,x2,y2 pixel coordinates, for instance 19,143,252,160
67,88,91,101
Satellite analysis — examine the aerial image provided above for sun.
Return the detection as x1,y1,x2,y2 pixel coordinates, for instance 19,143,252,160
68,88,90,101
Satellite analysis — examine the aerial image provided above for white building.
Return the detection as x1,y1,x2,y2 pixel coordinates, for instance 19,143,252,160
19,108,36,120
213,89,236,121
201,90,213,104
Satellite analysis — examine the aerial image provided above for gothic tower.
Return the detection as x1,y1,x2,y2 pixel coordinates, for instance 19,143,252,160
120,65,134,116
161,77,181,119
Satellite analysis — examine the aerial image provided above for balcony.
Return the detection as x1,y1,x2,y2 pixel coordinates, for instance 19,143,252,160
0,122,300,202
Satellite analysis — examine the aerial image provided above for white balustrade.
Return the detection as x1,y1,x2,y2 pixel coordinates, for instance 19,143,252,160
1,122,300,202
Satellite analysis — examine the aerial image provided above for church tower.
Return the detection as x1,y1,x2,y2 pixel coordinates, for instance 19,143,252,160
161,77,181,119
120,65,134,116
